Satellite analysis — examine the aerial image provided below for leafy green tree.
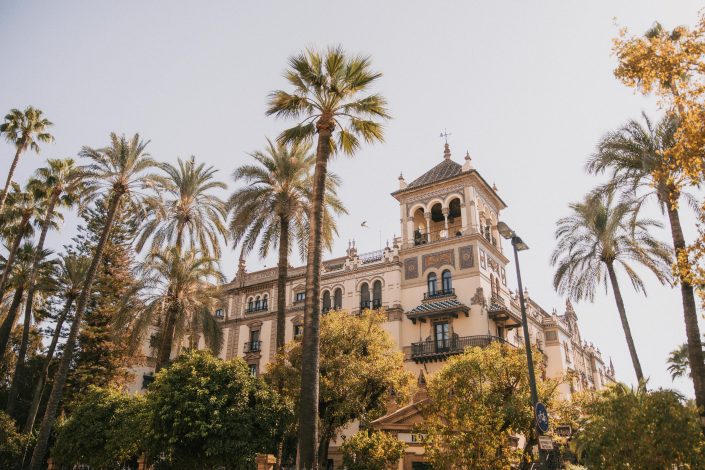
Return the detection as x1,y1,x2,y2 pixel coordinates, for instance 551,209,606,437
0,106,54,212
266,310,413,464
418,341,559,469
67,196,142,400
136,155,227,257
0,410,33,470
574,383,705,468
267,46,390,467
24,255,91,433
130,247,224,371
29,133,159,470
587,112,705,428
341,430,405,470
228,139,345,350
551,192,672,382
147,349,287,469
5,243,57,415
52,386,148,469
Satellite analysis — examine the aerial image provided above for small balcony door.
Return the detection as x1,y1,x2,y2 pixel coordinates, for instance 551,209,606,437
434,322,450,352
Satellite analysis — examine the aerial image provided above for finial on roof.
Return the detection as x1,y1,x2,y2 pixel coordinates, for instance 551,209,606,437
463,150,473,171
443,142,451,160
492,182,498,191
398,172,407,189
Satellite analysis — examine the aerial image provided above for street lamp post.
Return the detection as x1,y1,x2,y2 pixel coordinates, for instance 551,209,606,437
497,221,544,465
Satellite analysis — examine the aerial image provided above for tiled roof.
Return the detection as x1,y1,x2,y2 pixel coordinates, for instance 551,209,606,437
408,298,468,315
406,159,463,189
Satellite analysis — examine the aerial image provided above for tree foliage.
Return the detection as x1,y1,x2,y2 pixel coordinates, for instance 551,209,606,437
52,386,148,468
418,342,560,470
146,349,288,469
0,410,33,469
265,309,413,462
574,383,705,469
341,430,405,470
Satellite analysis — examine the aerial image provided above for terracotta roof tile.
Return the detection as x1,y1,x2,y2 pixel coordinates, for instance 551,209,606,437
406,159,463,189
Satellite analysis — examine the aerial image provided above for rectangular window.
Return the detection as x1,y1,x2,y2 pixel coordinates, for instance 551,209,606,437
250,330,260,343
545,330,558,342
434,322,450,351
248,364,258,377
214,308,223,318
294,324,304,339
295,292,305,302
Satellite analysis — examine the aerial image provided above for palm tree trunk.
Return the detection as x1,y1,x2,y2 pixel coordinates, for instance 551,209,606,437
23,296,74,433
155,304,178,372
605,261,644,383
0,146,24,213
0,286,24,358
7,191,60,414
297,123,333,470
316,425,332,468
28,191,123,470
666,204,705,432
276,214,289,350
0,212,31,297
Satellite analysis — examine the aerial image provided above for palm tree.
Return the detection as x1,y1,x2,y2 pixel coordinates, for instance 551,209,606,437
0,106,54,212
266,46,390,467
551,192,672,383
129,247,224,371
136,156,227,257
23,254,91,432
5,243,57,414
29,133,159,470
586,113,705,430
0,184,44,298
228,139,346,351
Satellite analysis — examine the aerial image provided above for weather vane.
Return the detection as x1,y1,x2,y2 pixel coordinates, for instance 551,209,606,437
439,129,452,144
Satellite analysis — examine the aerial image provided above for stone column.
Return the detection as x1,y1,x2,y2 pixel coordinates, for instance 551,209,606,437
442,207,449,238
256,454,277,470
424,212,431,242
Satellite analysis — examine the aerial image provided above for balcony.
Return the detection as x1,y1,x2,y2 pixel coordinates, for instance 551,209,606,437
360,299,382,310
246,304,268,314
487,295,522,329
410,335,511,363
244,340,261,353
423,288,455,300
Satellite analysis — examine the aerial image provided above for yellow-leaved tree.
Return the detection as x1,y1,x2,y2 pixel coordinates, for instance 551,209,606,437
613,14,705,432
418,342,563,469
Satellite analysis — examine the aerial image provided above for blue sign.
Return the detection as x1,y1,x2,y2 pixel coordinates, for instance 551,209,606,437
535,402,549,433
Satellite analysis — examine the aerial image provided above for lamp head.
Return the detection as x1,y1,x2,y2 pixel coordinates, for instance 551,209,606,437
497,221,514,239
514,236,529,251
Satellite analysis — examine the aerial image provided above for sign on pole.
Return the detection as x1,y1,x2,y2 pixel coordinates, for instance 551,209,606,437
535,402,549,433
538,435,554,450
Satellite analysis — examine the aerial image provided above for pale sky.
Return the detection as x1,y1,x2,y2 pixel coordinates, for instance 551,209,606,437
1,1,703,395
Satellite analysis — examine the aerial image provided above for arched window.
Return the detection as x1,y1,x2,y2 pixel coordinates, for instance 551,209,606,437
322,291,331,313
372,280,382,309
360,283,370,309
334,288,343,309
262,294,268,310
442,270,452,292
254,295,261,310
427,272,437,295
490,275,495,298
247,297,254,312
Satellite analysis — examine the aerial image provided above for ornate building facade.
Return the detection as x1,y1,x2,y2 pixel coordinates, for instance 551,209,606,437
131,143,616,468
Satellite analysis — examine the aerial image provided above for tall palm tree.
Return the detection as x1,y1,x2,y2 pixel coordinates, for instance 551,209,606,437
5,243,57,414
266,46,390,467
228,139,346,351
0,184,43,298
586,113,705,429
24,254,91,432
29,133,159,470
551,192,672,382
136,156,227,257
0,106,54,212
128,247,224,371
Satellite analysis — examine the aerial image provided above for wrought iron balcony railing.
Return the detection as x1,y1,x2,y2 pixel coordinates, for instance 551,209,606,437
246,304,268,314
423,288,455,300
360,299,382,310
244,340,261,353
410,335,511,362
